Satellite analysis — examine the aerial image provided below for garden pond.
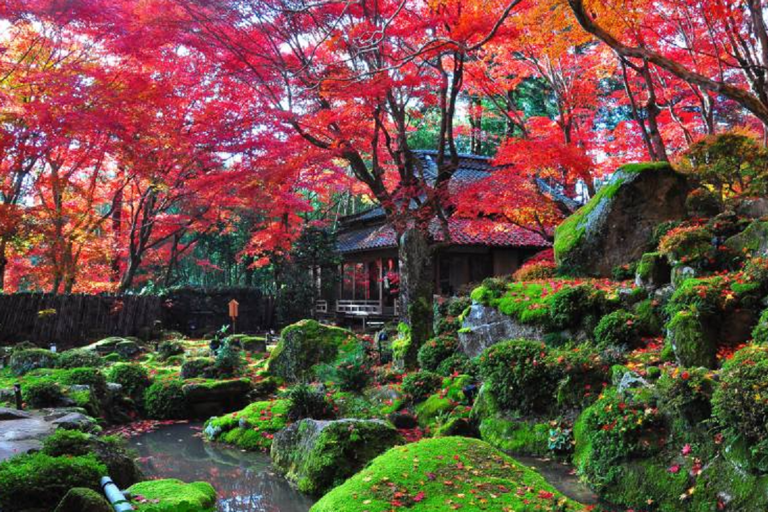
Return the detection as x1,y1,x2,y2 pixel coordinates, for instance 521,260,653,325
128,422,315,512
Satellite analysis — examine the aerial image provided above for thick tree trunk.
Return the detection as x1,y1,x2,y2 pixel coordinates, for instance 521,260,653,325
0,238,6,292
398,227,434,370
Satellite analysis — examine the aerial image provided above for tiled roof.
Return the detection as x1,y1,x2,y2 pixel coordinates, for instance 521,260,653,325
337,218,551,253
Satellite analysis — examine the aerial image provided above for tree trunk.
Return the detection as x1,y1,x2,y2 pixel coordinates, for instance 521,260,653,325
398,227,434,370
0,238,6,292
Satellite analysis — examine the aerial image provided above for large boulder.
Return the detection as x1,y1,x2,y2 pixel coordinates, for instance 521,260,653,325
725,220,768,257
555,163,689,276
83,337,132,356
267,320,357,382
54,488,112,512
271,418,402,495
458,303,546,357
127,479,216,511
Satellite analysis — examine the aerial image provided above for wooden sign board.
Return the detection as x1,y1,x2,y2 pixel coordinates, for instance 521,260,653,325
228,299,239,319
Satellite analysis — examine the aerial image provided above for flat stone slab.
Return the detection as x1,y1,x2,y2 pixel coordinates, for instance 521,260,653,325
0,407,91,461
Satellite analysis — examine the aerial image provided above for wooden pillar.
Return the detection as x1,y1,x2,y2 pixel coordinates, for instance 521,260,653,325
378,258,383,314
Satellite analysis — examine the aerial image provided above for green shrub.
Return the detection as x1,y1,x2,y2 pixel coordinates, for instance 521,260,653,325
401,370,442,404
593,310,641,349
157,340,184,360
42,429,92,457
547,345,609,409
435,353,477,377
9,348,58,375
57,349,102,369
108,363,151,398
611,262,638,281
658,224,713,266
650,220,682,247
753,308,768,344
417,335,459,372
574,388,665,489
712,345,768,471
335,355,371,392
550,285,602,330
633,299,663,336
180,358,214,379
478,340,555,414
23,380,65,408
62,368,107,396
213,341,244,377
657,367,713,427
144,380,187,420
286,383,334,421
0,452,106,511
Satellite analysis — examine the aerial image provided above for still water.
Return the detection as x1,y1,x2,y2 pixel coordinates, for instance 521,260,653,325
128,422,315,512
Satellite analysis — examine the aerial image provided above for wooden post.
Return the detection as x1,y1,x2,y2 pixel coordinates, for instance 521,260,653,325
228,299,239,334
14,383,22,410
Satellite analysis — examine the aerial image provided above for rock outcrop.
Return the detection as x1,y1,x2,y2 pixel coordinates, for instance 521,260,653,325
458,303,546,358
555,163,689,277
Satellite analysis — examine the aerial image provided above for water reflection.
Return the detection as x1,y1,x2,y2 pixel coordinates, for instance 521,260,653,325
128,423,314,512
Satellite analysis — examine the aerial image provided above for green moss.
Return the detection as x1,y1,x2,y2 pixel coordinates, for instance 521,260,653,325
128,479,216,512
0,452,106,511
667,309,716,368
54,487,112,512
204,399,290,451
311,437,584,512
143,380,187,419
268,319,358,382
479,418,550,456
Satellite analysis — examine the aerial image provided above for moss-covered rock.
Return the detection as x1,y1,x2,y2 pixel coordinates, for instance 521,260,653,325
203,399,290,451
9,348,58,376
54,487,112,512
555,162,688,276
725,220,768,257
182,378,252,418
479,418,550,456
311,437,585,512
268,320,357,382
635,251,671,288
83,337,132,355
127,479,216,512
271,418,402,495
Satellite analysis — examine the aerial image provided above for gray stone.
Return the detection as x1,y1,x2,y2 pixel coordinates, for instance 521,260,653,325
736,198,768,219
458,303,547,358
83,337,130,355
50,412,100,433
182,378,252,418
271,418,402,495
555,163,689,277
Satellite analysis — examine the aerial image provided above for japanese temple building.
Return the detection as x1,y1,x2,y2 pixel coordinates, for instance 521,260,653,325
319,150,553,321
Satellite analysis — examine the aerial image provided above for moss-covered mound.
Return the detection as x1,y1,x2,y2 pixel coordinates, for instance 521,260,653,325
268,319,358,382
555,162,688,276
311,437,584,511
54,487,112,512
271,418,403,495
203,399,290,451
127,479,216,512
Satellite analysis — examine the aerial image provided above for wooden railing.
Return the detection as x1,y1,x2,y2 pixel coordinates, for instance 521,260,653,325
336,299,382,315
315,300,328,313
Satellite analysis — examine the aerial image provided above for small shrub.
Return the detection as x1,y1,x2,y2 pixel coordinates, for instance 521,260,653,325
157,340,184,360
180,358,214,380
9,348,58,375
286,383,334,421
712,345,768,471
547,345,609,409
753,308,768,344
143,380,187,420
593,310,641,349
611,262,638,281
651,220,682,248
658,224,713,266
417,335,458,372
57,349,102,369
62,368,107,397
23,381,65,408
549,285,602,330
213,341,244,377
107,363,151,399
436,353,477,377
478,339,555,414
657,367,714,426
335,355,371,392
0,452,106,511
514,250,557,281
42,429,91,457
401,370,442,404
686,187,722,217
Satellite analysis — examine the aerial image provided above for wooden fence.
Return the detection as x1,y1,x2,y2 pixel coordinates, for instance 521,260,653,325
0,288,275,347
